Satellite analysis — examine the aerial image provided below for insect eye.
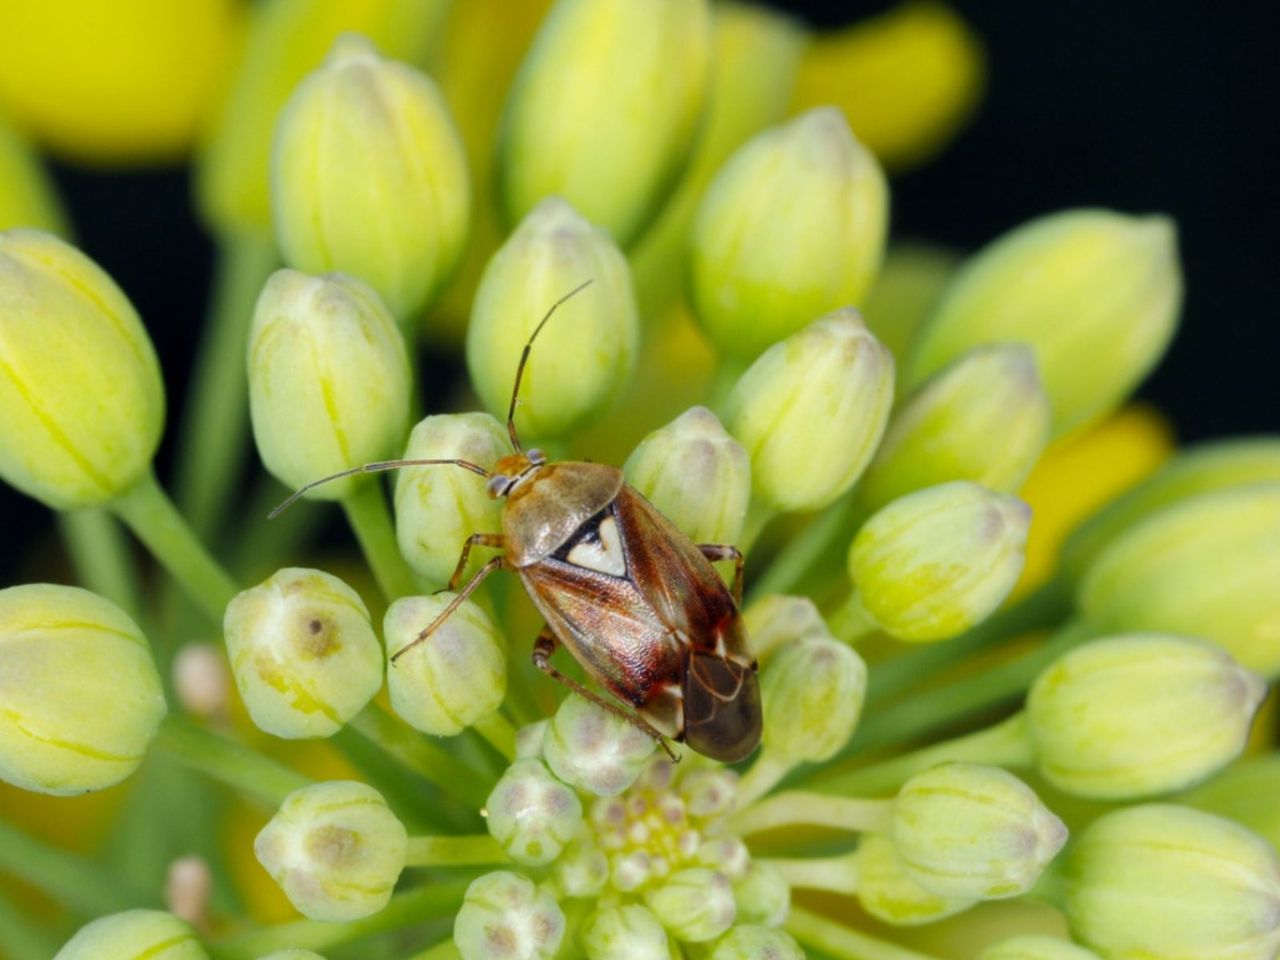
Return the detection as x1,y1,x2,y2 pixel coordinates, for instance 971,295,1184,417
486,475,510,498
527,448,546,465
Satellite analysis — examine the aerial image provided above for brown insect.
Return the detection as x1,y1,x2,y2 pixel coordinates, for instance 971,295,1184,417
273,281,761,762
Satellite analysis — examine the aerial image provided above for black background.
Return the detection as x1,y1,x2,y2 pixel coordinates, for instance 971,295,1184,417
3,0,1278,583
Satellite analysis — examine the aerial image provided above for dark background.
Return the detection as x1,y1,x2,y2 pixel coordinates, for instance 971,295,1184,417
4,0,1278,583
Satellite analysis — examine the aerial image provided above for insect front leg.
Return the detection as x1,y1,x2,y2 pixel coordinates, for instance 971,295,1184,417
698,544,744,606
390,556,506,663
445,533,506,591
531,627,679,762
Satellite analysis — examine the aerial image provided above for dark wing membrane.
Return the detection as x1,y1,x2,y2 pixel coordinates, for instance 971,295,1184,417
684,652,762,763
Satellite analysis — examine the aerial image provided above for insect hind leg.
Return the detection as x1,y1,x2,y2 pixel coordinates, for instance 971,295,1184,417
390,555,506,663
531,627,679,762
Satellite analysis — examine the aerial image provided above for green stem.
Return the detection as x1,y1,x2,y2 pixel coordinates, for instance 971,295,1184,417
342,480,421,601
0,890,56,960
785,907,943,960
174,230,277,540
734,749,796,810
405,835,508,867
0,818,147,917
730,791,892,836
761,851,860,896
407,941,463,960
747,491,855,604
111,470,240,621
228,474,323,579
472,711,518,761
208,880,471,960
57,508,141,621
155,715,312,807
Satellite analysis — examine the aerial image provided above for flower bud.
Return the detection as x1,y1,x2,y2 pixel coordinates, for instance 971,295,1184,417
761,636,866,763
486,758,583,866
978,936,1102,960
384,593,505,736
848,482,1030,643
742,594,832,661
254,780,407,922
552,837,609,899
624,406,751,544
223,568,382,739
394,412,507,587
498,0,712,247
710,926,804,960
857,345,1050,512
644,867,736,942
1064,805,1280,960
543,693,656,797
0,117,66,233
891,763,1067,900
0,229,163,508
273,35,469,321
690,108,888,360
516,720,550,760
580,904,670,960
172,643,231,721
258,952,328,960
904,210,1182,436
54,910,206,960
466,198,638,440
248,269,410,500
454,871,565,960
725,310,894,513
0,584,165,795
859,244,960,361
1078,483,1280,675
855,834,976,927
1027,633,1265,799
679,767,739,820
732,860,791,927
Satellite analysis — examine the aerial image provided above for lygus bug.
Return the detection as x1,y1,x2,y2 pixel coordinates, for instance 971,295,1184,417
273,281,761,762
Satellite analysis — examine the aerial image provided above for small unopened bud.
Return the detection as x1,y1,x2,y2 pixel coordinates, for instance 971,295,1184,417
1065,805,1280,960
467,198,638,440
858,345,1050,512
223,568,382,739
164,856,212,931
679,767,739,820
543,694,656,797
732,861,791,927
248,269,410,501
172,643,230,720
0,584,165,795
742,594,831,661
486,758,583,866
690,108,888,360
848,482,1030,643
516,720,549,760
891,763,1067,900
709,926,804,960
978,936,1103,960
624,406,751,544
726,310,894,513
552,837,609,899
0,230,162,508
761,636,867,763
54,910,205,960
254,781,407,922
1028,633,1264,799
645,867,736,942
905,209,1181,436
855,834,976,926
454,871,565,960
273,35,469,321
580,904,670,960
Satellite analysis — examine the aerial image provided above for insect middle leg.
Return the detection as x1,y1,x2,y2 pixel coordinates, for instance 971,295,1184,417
445,533,506,591
698,544,744,605
389,556,506,663
531,627,679,762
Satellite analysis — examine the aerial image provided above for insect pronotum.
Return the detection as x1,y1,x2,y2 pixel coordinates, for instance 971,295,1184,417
272,281,762,762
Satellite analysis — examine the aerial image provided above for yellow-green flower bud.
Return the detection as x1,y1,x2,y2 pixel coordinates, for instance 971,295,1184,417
742,594,831,661
732,861,791,927
498,0,712,247
517,720,550,760
0,584,165,795
258,952,327,960
857,345,1050,512
726,309,894,512
0,229,163,508
486,758,583,866
254,780,407,922
248,269,410,500
1064,805,1280,960
393,413,506,588
690,108,888,360
223,568,382,739
455,871,565,960
644,867,736,942
710,927,803,960
848,482,1030,643
543,693,656,797
0,117,66,233
978,936,1102,960
553,837,609,899
761,636,867,763
272,35,469,321
1078,483,1280,675
678,767,739,820
580,904,670,960
855,834,976,927
904,209,1182,436
891,763,1067,900
1027,633,1265,799
624,406,751,544
467,198,638,439
860,244,959,362
54,910,206,960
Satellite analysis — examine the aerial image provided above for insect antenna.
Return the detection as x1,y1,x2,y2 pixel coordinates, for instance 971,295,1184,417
268,458,490,519
506,278,595,452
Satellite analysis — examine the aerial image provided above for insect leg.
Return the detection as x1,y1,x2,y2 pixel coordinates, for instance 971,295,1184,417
698,544,745,606
445,533,506,591
389,556,506,663
531,627,679,762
